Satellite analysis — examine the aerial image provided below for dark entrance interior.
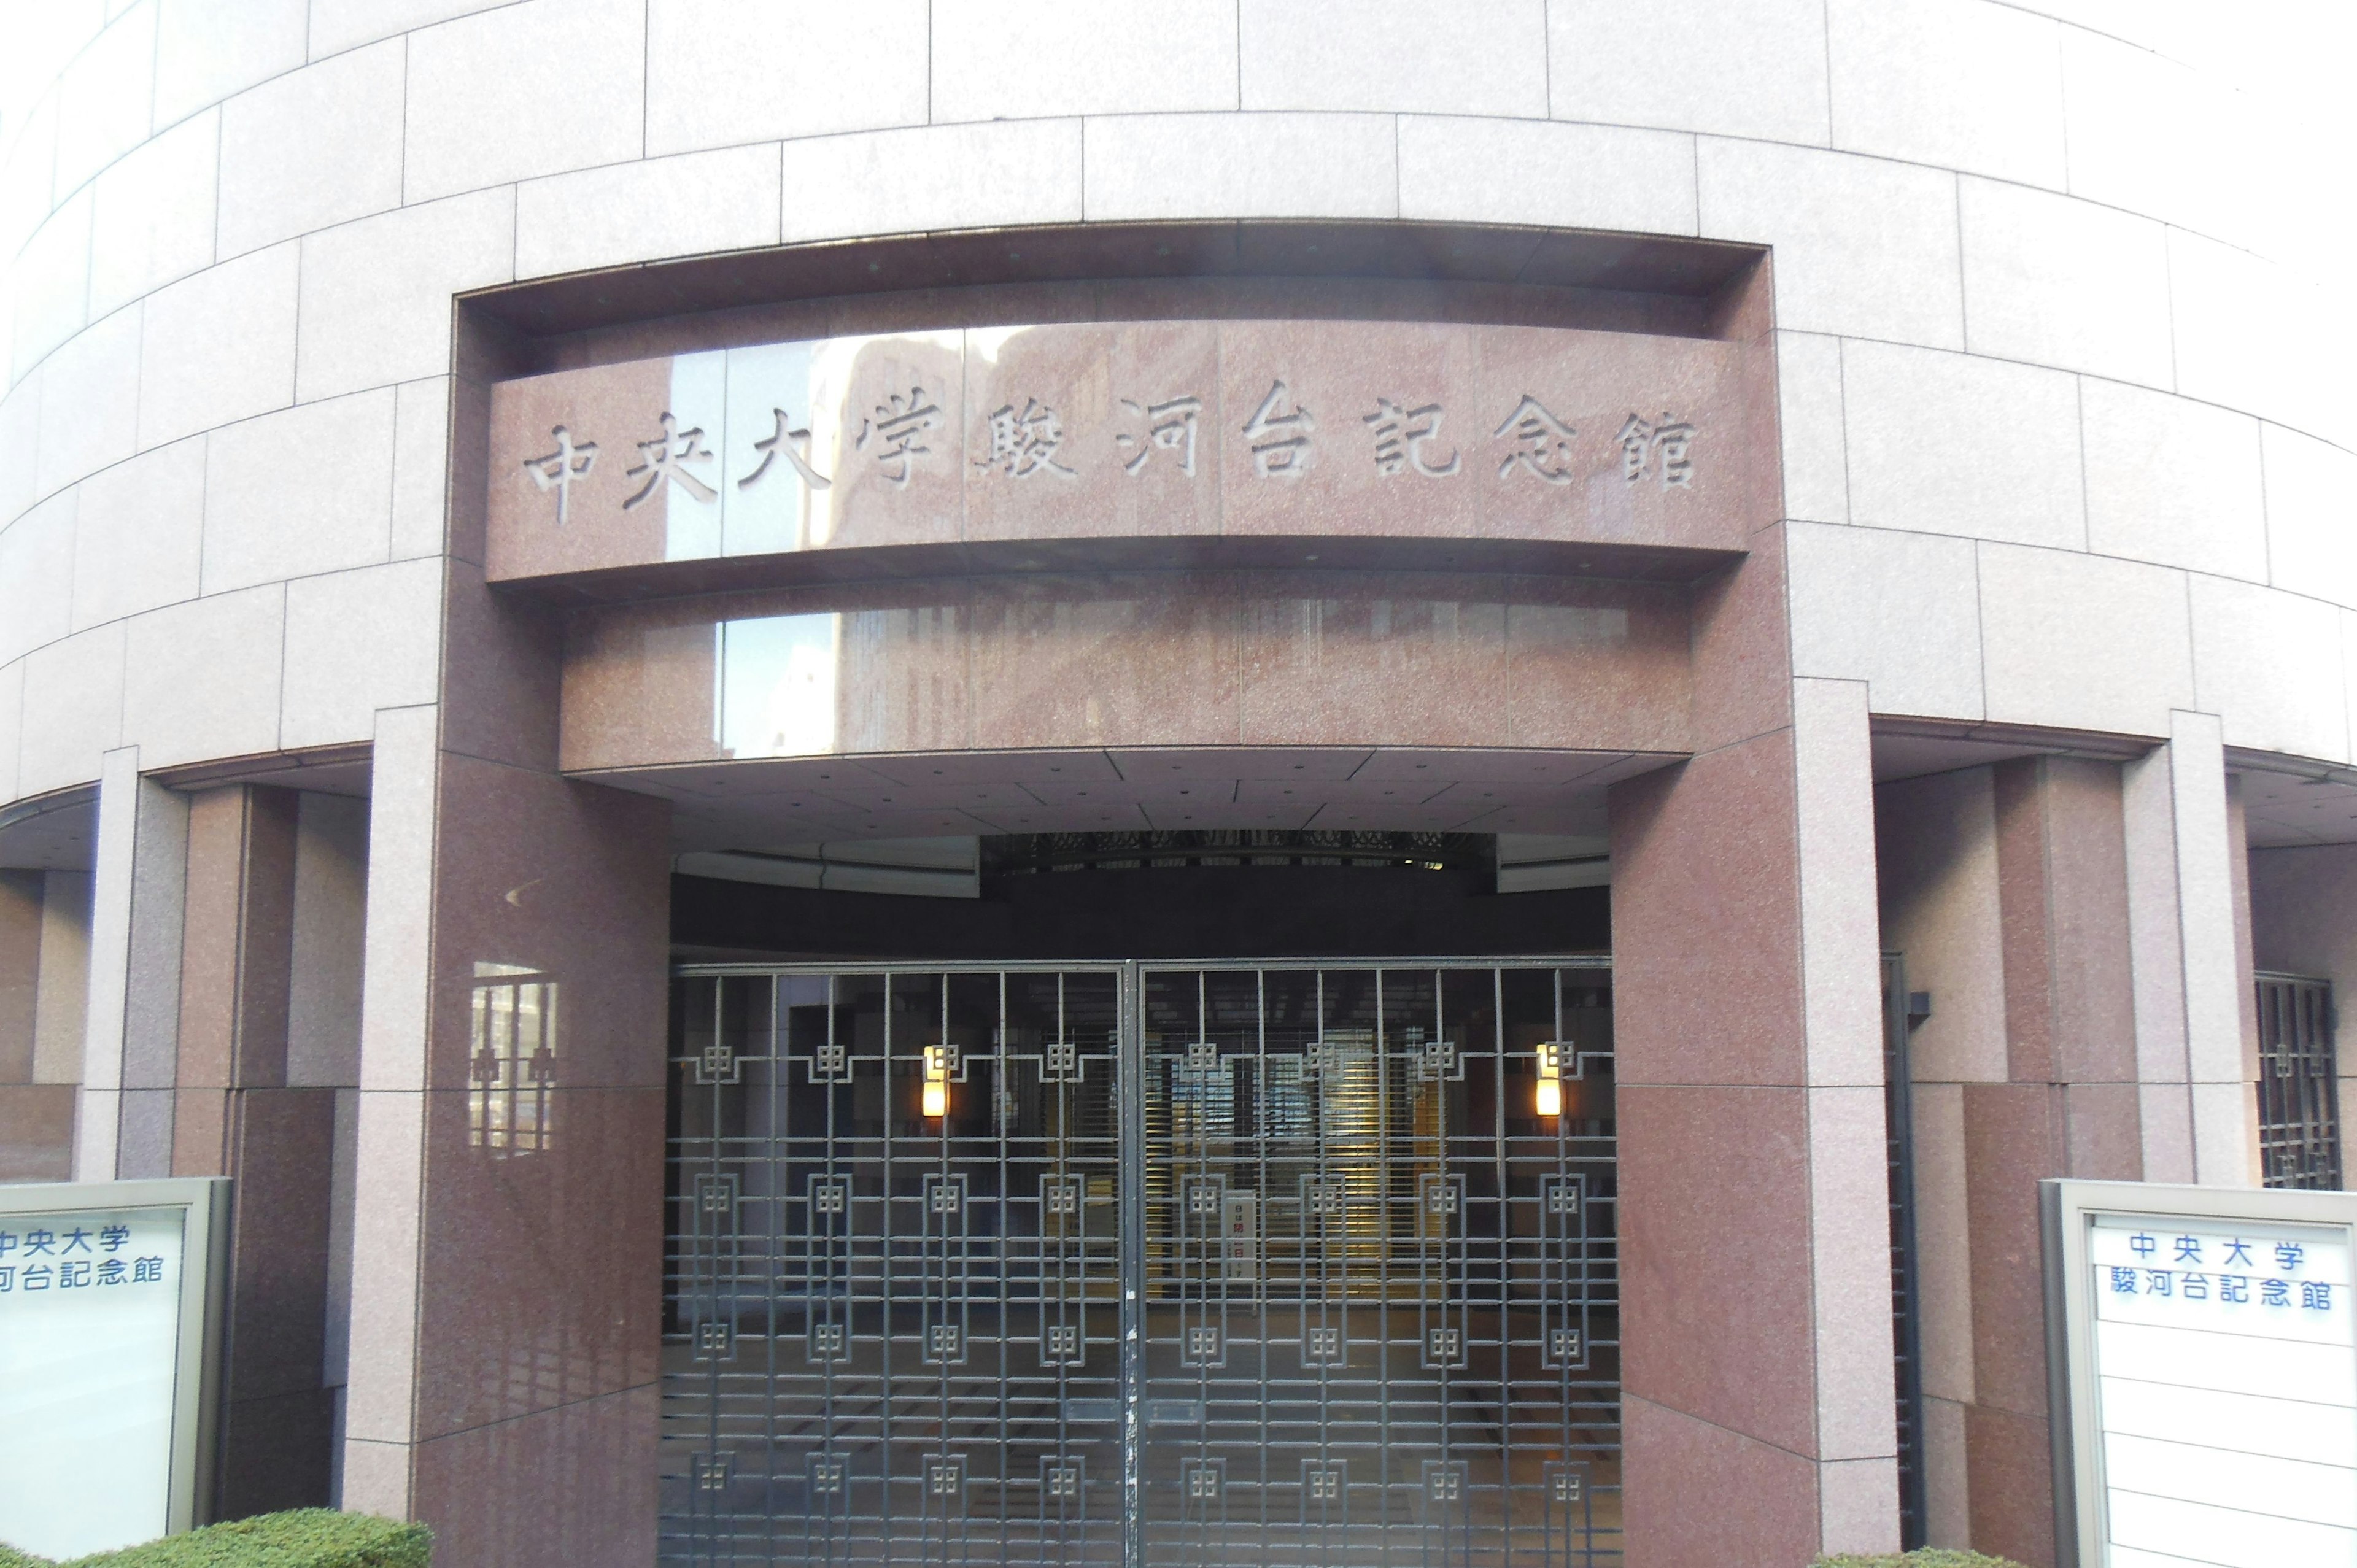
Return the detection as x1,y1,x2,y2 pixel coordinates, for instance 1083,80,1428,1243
664,960,1620,1568
660,832,1620,1566
673,832,1612,962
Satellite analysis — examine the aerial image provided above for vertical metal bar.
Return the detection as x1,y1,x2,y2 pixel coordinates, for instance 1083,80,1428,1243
821,975,839,1568
881,971,896,1568
1883,954,1930,1548
2323,980,2345,1189
932,973,952,1568
1120,961,1145,1568
2256,975,2343,1191
765,972,781,1564
1549,967,1565,1568
1252,967,1271,1553
705,976,724,1562
994,970,1010,1568
1491,963,1508,1567
1191,967,1216,1564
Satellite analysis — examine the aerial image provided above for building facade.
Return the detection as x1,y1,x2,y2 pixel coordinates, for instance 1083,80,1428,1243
1,4,2351,1566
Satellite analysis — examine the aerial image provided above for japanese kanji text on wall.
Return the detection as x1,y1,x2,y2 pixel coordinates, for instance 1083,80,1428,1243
0,1180,228,1561
486,320,1772,581
2045,1180,2357,1568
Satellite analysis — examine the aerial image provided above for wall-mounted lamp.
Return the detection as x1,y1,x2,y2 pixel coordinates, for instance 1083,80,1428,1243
1535,1041,1563,1119
922,1045,950,1119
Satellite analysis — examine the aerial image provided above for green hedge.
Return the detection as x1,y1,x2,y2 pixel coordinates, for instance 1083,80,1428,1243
2,1512,427,1568
1814,1553,2031,1568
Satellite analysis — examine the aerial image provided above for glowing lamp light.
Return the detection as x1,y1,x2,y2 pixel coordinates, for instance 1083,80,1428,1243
922,1045,950,1119
1534,1042,1563,1119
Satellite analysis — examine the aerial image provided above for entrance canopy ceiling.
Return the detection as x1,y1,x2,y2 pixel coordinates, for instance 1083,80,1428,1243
482,228,1773,868
587,745,1677,852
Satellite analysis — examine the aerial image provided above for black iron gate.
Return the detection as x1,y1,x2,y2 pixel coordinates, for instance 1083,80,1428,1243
2255,971,2342,1190
664,960,1619,1567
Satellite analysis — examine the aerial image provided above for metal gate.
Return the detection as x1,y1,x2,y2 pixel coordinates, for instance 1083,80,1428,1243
2255,971,2342,1190
663,960,1619,1567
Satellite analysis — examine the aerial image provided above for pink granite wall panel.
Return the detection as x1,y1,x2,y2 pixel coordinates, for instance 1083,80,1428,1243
1606,735,1805,1089
410,1384,659,1568
489,321,1765,580
1878,755,2146,1566
1621,1394,1821,1568
1618,1084,1817,1456
558,571,1698,772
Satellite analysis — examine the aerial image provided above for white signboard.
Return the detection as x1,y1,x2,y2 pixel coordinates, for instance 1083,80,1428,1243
2047,1180,2357,1568
0,1179,226,1561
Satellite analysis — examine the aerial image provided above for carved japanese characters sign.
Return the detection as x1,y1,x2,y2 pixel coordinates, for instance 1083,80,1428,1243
486,320,1770,580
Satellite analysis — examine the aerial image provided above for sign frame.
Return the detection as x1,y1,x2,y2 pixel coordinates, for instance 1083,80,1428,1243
2042,1176,2357,1568
0,1176,231,1545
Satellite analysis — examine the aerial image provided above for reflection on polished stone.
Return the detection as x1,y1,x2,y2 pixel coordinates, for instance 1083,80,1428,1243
716,612,839,760
468,960,557,1156
492,320,1772,581
561,571,1692,771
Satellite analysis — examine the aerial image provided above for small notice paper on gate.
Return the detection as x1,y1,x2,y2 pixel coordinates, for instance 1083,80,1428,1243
2046,1181,2357,1568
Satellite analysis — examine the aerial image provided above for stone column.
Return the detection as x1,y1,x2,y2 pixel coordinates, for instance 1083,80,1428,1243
79,746,188,1183
164,784,341,1516
73,759,354,1515
0,865,83,1180
1972,757,2141,1563
2121,713,2259,1186
288,792,372,1497
1875,744,2235,1566
33,868,93,1134
341,703,439,1521
339,475,672,1563
1792,678,1908,1547
1611,530,1900,1564
0,870,53,1179
1875,762,2003,1551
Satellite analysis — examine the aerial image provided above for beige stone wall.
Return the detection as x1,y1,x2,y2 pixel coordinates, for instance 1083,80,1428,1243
0,2,2346,803
0,7,2345,1562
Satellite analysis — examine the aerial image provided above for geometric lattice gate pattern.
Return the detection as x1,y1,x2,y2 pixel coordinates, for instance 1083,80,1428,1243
2254,970,2343,1191
1135,963,1619,1567
664,960,1619,1567
665,965,1127,1566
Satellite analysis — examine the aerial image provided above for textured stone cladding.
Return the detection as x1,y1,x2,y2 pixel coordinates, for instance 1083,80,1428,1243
557,570,1697,772
488,319,1773,577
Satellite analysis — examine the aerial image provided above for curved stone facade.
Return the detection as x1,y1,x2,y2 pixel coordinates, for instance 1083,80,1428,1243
2,8,2351,1568
0,3,2349,803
